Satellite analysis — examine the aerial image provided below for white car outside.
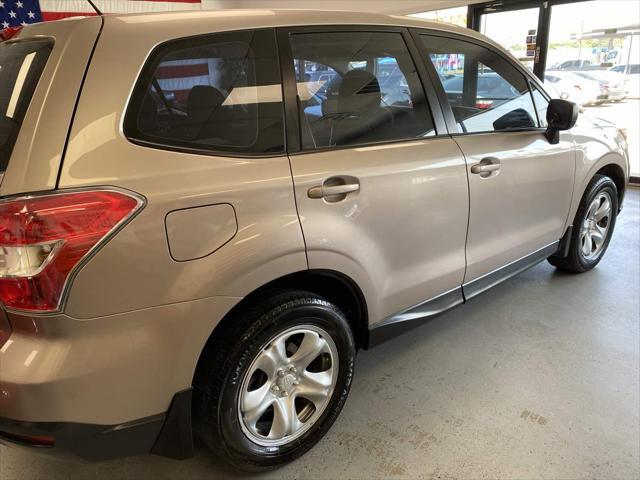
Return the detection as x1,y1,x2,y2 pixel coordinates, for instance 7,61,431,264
610,64,640,98
575,70,628,102
545,70,602,106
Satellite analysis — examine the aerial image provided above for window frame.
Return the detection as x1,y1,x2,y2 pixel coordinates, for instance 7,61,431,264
276,25,448,155
122,28,286,159
410,28,552,137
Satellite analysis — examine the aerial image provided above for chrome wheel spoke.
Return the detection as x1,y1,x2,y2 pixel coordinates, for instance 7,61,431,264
255,337,288,377
581,233,593,256
592,225,606,248
290,331,328,370
301,370,333,389
297,372,332,406
243,391,274,429
269,396,301,439
242,382,271,414
594,197,611,222
587,199,600,219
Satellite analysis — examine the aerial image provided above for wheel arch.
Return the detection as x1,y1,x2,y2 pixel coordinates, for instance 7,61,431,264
191,269,369,384
596,163,626,207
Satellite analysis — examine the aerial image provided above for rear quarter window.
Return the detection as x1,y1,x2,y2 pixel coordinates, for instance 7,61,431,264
0,39,52,173
124,29,285,156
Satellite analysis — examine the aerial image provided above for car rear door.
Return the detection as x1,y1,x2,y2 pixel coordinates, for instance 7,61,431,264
279,26,470,328
414,31,575,298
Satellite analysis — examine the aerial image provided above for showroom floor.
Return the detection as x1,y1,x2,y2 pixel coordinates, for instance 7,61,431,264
1,188,638,480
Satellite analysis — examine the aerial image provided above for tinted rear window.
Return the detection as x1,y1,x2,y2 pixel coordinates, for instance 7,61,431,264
124,29,284,156
0,39,53,173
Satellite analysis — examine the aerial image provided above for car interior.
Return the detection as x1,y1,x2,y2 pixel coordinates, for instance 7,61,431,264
132,35,285,154
291,32,435,149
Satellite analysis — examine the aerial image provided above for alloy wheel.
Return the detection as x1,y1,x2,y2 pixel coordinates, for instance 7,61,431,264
238,325,339,447
580,191,612,261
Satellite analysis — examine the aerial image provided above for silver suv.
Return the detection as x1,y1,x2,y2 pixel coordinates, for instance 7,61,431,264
0,10,629,470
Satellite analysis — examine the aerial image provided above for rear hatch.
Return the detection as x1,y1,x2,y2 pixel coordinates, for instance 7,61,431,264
0,17,102,196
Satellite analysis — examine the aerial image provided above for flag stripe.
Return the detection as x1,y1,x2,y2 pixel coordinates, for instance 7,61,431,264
39,0,202,14
41,12,98,21
156,63,209,79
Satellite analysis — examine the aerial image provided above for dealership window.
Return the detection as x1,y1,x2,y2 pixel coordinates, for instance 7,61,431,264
470,0,639,176
289,31,435,150
409,7,468,28
420,35,540,134
124,29,285,155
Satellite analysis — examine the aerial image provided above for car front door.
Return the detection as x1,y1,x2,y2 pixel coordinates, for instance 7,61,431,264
279,27,470,329
415,32,575,298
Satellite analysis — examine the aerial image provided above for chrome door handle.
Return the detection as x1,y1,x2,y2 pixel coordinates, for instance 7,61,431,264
308,177,360,201
308,183,360,199
470,163,500,174
470,157,501,178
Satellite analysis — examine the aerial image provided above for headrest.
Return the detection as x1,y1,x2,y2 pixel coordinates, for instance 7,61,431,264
138,93,159,132
337,69,381,114
187,85,225,125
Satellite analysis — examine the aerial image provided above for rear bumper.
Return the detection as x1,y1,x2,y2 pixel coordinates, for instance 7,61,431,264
0,296,240,460
0,389,193,461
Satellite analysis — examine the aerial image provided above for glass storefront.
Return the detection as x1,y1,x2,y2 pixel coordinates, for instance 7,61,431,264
481,8,540,73
548,1,640,176
409,6,468,28
414,1,639,177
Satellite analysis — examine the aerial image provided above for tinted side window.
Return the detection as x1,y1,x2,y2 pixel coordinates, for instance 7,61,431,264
289,31,435,150
0,39,53,172
125,29,284,155
421,35,540,134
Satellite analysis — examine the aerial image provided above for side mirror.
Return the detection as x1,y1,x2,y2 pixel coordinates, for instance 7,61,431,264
545,98,579,144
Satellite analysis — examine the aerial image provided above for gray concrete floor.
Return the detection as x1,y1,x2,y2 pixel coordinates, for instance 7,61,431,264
1,189,639,480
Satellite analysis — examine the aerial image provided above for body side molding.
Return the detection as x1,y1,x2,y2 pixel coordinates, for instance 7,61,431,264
462,241,559,301
367,241,560,347
368,287,464,347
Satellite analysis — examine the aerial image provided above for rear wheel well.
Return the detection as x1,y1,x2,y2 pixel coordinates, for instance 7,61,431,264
194,271,368,383
596,164,626,206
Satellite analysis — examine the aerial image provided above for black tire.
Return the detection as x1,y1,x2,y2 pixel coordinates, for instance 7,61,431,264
548,174,618,273
193,291,355,471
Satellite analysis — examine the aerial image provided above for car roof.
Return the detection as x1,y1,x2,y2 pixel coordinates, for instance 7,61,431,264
102,8,457,30
20,9,537,86
101,8,496,47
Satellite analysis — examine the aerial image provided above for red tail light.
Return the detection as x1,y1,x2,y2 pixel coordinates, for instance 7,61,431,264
474,100,494,109
0,190,144,312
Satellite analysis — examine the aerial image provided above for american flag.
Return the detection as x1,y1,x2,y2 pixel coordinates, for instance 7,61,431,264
1,0,202,29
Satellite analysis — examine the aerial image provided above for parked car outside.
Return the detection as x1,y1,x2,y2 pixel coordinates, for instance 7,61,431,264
610,64,640,98
554,59,593,70
575,70,628,102
544,70,603,107
0,11,629,471
442,71,520,104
